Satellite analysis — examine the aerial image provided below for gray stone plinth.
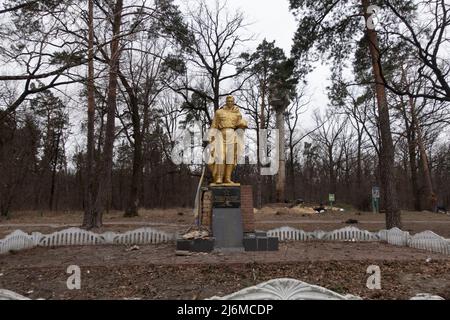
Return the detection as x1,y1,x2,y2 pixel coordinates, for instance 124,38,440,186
212,208,244,249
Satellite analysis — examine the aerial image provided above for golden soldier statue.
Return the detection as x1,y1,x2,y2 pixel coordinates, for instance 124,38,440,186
208,96,248,185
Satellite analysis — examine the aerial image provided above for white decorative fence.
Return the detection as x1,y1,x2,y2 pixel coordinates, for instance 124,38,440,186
38,228,104,247
408,231,450,255
0,227,173,255
268,226,379,242
112,228,173,245
322,226,378,241
267,226,450,256
384,227,411,246
267,226,312,241
1,225,449,256
0,230,36,254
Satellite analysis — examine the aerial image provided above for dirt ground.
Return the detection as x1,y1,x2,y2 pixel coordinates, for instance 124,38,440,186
0,242,449,300
1,207,449,300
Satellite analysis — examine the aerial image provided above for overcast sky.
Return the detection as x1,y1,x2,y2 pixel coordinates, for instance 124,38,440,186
226,0,297,54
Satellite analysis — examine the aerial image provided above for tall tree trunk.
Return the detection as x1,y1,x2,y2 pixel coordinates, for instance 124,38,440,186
400,66,434,211
50,126,64,211
362,0,401,228
399,93,421,211
213,75,220,111
409,97,434,211
89,0,123,229
328,148,336,194
256,127,262,209
408,131,421,211
256,80,266,209
355,130,364,208
83,0,97,228
275,108,286,203
289,140,296,201
48,131,61,211
124,95,142,217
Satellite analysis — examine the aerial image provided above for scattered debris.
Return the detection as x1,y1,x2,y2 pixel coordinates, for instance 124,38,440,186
175,250,192,256
182,230,209,240
314,205,326,213
426,257,432,263
255,205,318,215
410,293,444,300
345,219,358,224
181,226,211,240
288,199,305,208
436,205,447,214
126,245,140,252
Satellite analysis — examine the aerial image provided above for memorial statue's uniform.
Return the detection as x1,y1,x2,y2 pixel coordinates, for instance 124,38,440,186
208,101,247,184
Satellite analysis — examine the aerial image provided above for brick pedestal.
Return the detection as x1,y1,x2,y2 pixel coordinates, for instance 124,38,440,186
201,185,255,233
241,185,255,233
185,184,275,253
200,189,212,228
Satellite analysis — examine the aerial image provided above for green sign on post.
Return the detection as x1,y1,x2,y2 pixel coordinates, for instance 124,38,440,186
329,194,335,210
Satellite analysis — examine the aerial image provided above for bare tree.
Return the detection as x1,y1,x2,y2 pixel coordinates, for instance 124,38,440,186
172,0,253,121
84,0,124,229
381,0,450,102
311,112,348,197
285,93,310,200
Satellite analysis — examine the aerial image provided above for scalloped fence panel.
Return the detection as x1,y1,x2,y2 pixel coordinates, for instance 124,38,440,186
0,227,175,254
322,227,378,241
377,230,388,242
385,228,411,246
39,228,105,247
267,227,310,241
0,230,35,254
408,231,450,255
267,226,378,242
113,227,173,245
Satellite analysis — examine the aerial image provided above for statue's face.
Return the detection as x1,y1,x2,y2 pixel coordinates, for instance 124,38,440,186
226,96,235,107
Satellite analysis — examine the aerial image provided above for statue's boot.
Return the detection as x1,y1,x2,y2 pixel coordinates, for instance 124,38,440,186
224,164,236,184
215,164,224,184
